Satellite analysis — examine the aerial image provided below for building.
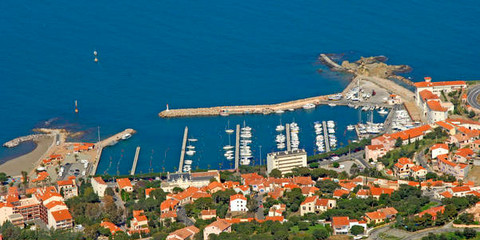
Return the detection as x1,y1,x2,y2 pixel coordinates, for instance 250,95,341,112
266,149,307,175
56,176,78,199
0,203,14,225
410,165,427,180
438,155,470,179
48,209,73,230
331,216,367,235
116,178,133,193
161,170,220,192
167,226,199,240
101,221,123,235
365,207,398,224
200,209,216,220
300,196,336,216
268,204,286,217
203,219,232,240
393,158,415,178
418,206,445,220
129,210,149,235
414,78,466,98
431,144,449,159
91,177,108,197
230,194,247,212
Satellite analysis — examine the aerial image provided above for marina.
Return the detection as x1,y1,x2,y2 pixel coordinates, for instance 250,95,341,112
178,126,188,173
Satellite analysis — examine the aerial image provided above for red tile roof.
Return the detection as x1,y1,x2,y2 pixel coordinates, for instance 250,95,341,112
415,80,466,88
230,194,247,201
427,101,448,112
431,143,449,151
333,189,350,197
50,209,72,222
116,178,132,189
93,177,106,185
332,216,350,227
419,90,439,101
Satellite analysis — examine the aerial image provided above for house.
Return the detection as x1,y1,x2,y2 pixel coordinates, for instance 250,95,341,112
365,207,398,224
91,177,108,197
333,189,350,199
160,211,177,222
431,144,449,159
331,216,367,235
234,185,251,195
230,194,247,212
365,144,387,162
200,209,217,220
145,188,156,199
116,178,133,193
301,186,319,197
207,181,225,193
268,204,286,217
300,196,336,216
167,226,199,240
410,165,428,180
48,209,73,230
454,148,474,163
129,210,149,235
161,198,179,213
387,94,402,105
438,155,470,179
448,186,471,197
356,189,370,199
370,187,395,200
418,206,445,220
203,219,232,240
56,176,78,199
161,170,220,193
101,221,123,235
393,158,415,178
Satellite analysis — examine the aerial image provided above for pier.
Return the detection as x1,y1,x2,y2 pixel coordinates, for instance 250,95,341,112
285,124,291,151
178,127,188,173
318,54,346,71
322,121,331,152
235,124,240,172
130,146,141,175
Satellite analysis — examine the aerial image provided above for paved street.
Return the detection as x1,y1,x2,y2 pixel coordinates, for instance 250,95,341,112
254,194,265,220
176,206,194,226
467,85,480,109
414,147,433,172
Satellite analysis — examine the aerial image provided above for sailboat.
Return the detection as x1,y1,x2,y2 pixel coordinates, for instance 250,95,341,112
225,120,234,134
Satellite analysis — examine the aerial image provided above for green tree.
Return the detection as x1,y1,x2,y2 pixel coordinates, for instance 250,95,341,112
0,172,8,183
395,137,403,147
269,169,282,178
332,162,340,168
464,228,477,239
312,228,329,240
350,225,364,235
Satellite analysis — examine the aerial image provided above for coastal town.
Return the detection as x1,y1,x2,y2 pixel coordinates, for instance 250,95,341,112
2,55,480,240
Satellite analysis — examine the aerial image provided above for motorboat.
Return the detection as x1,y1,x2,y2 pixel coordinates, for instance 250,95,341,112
225,129,234,134
187,145,195,150
186,150,195,156
328,93,343,101
184,160,193,165
303,103,315,109
276,125,285,132
378,108,388,115
121,133,132,140
275,110,285,114
288,109,295,111
241,133,252,138
347,125,355,131
328,103,337,107
241,126,252,131
223,145,234,150
188,138,198,142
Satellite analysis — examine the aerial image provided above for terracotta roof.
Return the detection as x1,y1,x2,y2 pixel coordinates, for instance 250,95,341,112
427,101,448,112
333,189,350,197
419,90,439,101
57,179,74,186
332,216,350,227
379,207,398,216
386,125,432,141
44,200,67,210
207,219,231,231
161,198,179,211
366,144,384,151
116,178,132,189
440,191,453,198
357,189,370,196
366,211,386,220
208,181,225,191
411,165,426,172
230,194,247,201
201,209,216,216
31,172,49,183
431,143,449,151
101,221,123,235
161,210,177,219
451,186,471,193
415,80,466,88
398,157,413,165
370,187,394,196
339,182,357,191
419,206,445,218
301,196,317,205
456,148,474,158
435,121,455,130
50,209,72,222
301,186,319,195
293,176,314,186
93,177,106,185
145,188,156,197
439,157,456,167
168,226,199,239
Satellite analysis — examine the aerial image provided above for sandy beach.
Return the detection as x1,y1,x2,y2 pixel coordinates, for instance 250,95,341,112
0,136,54,177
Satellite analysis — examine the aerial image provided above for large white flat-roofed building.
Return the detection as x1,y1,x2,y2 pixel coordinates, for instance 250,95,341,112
267,149,307,175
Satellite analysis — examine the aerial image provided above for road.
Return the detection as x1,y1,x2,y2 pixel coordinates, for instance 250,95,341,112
414,147,434,172
467,85,480,110
176,206,194,226
318,150,371,169
254,194,265,220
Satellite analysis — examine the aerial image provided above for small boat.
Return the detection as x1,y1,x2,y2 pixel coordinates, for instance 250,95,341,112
188,138,198,142
121,133,132,140
328,103,337,107
241,134,252,138
184,160,193,165
225,129,234,134
226,156,234,160
347,125,355,131
187,145,195,149
288,109,295,111
378,108,388,115
275,110,285,114
223,145,234,150
186,150,195,156
276,125,285,132
93,50,98,56
328,93,343,101
303,103,316,109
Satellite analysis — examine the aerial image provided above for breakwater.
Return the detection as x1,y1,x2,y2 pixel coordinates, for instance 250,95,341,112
3,134,49,148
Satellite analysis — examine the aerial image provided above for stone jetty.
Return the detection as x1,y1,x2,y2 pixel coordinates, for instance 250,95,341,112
3,134,48,148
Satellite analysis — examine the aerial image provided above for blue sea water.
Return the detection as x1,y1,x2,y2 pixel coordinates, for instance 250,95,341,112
1,1,479,174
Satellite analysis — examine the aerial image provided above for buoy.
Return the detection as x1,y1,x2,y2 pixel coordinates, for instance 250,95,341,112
94,57,98,62
93,50,98,56
75,100,79,113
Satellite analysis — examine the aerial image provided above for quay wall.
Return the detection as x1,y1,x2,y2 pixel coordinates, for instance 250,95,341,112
3,134,49,148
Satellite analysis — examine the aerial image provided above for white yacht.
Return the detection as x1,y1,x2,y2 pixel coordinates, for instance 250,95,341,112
223,145,234,150
187,145,195,150
303,103,315,109
378,108,388,115
275,110,285,114
186,150,195,156
225,129,234,134
121,133,132,140
276,125,285,132
347,125,355,131
184,160,193,165
188,138,198,142
328,103,337,107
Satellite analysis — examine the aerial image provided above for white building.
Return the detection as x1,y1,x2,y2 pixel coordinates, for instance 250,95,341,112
230,194,247,212
431,144,449,159
91,177,108,197
267,149,307,175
